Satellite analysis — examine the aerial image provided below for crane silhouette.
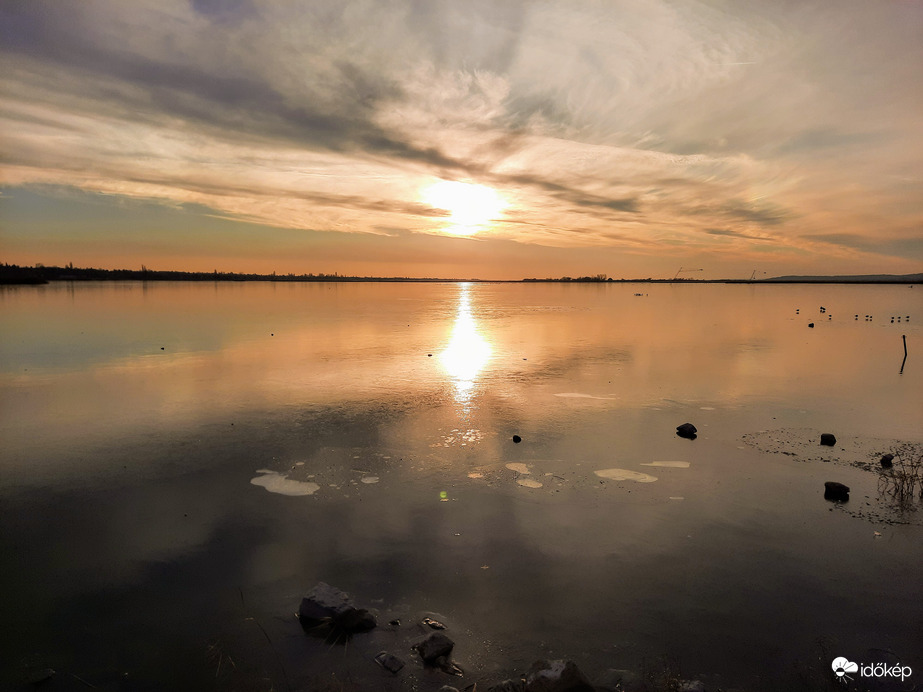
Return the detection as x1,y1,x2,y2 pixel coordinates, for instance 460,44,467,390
673,267,703,280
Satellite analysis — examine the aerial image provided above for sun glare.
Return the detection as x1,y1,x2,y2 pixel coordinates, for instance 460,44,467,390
422,180,506,236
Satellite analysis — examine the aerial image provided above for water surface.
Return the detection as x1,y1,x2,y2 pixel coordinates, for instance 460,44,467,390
1,281,920,690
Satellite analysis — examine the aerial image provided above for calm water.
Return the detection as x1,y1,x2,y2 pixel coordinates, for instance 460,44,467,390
1,281,921,690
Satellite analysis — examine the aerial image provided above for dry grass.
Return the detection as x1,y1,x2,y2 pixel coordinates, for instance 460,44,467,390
878,443,923,510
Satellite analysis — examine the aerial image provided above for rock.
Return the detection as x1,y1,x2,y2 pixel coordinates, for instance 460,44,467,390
298,582,376,639
375,651,405,674
676,423,697,439
299,582,353,623
824,481,850,501
525,659,595,692
808,323,814,328
513,434,522,443
820,433,837,446
880,453,894,468
414,631,455,663
422,616,447,629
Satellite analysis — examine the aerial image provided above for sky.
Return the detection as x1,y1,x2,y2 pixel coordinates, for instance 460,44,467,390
1,0,921,280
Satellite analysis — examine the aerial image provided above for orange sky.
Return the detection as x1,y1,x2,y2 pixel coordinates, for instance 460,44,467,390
1,1,921,279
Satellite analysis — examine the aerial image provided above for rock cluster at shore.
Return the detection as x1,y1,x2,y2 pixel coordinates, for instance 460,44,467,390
297,583,712,691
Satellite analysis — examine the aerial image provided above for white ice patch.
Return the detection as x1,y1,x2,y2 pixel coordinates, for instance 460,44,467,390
360,476,379,484
594,468,658,483
505,462,531,474
641,461,691,468
516,478,543,488
251,470,321,496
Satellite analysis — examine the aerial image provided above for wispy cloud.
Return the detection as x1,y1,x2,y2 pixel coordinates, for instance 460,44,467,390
1,0,921,275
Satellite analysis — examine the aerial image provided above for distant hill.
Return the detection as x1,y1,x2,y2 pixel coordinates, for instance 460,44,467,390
763,273,922,284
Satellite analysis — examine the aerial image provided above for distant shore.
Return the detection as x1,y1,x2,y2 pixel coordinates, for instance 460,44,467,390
1,263,920,285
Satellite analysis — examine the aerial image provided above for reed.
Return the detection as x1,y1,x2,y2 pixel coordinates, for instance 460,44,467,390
878,444,923,509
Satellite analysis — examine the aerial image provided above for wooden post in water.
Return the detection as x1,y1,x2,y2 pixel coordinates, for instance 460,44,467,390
900,334,907,374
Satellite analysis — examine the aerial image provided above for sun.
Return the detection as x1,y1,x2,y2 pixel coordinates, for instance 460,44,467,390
421,180,506,235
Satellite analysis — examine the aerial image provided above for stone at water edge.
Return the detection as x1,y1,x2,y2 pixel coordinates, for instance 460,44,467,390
298,581,376,634
375,651,405,674
525,659,595,692
880,453,894,468
299,582,352,623
824,481,850,501
676,423,697,439
414,631,455,663
820,433,837,446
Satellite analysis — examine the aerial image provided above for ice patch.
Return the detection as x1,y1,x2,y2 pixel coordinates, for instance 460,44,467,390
251,470,321,496
594,468,658,483
516,478,543,488
641,461,691,468
505,462,531,474
360,476,379,484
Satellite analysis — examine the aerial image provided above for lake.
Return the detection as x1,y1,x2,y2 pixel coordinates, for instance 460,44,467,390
1,281,920,691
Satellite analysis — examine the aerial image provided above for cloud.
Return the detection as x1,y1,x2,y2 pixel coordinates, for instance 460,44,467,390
705,228,775,242
0,0,921,274
802,233,923,260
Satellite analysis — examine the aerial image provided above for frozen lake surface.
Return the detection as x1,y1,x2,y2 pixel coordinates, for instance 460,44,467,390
1,281,921,690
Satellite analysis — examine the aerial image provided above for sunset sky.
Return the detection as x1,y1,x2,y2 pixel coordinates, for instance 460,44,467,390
1,0,921,279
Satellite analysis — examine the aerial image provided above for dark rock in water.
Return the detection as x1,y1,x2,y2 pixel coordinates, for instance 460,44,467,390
880,453,894,468
513,434,522,443
820,433,837,446
375,651,405,674
414,631,455,663
298,582,376,640
676,423,697,439
333,607,376,633
824,481,850,501
299,582,352,623
525,659,595,692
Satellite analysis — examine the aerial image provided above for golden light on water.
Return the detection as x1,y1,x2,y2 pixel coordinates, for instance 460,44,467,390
421,180,507,236
440,283,491,397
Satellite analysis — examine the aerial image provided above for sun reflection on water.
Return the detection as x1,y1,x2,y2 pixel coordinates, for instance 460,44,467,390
439,283,491,401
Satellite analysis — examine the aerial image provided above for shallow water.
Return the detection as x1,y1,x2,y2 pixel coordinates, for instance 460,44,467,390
1,281,921,690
